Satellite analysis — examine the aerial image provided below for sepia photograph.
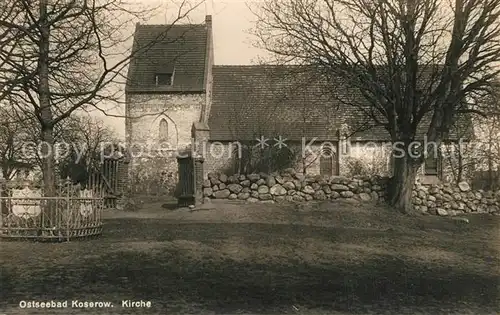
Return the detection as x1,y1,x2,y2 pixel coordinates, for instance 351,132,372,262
0,0,499,314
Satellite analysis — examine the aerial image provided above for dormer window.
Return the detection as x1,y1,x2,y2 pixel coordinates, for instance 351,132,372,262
154,64,175,86
155,73,172,86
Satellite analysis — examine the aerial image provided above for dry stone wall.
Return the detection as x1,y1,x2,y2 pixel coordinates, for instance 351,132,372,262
203,168,388,204
413,181,500,216
203,168,500,216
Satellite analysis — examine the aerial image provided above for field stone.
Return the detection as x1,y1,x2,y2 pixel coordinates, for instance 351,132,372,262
213,189,230,199
247,174,260,182
417,190,427,199
238,192,250,200
294,174,305,181
256,179,266,186
240,180,251,187
219,174,228,183
259,193,273,200
247,197,259,203
341,191,354,198
275,176,285,185
314,190,327,200
293,180,302,190
302,186,315,194
429,187,440,194
323,185,332,194
283,181,295,190
203,188,213,197
257,185,269,194
372,185,382,191
270,184,287,196
443,187,453,195
281,168,296,176
275,196,286,203
228,193,237,200
455,181,468,192
210,177,221,185
436,208,448,216
250,183,258,190
331,184,349,191
219,183,226,190
228,184,243,193
202,180,211,188
358,193,371,201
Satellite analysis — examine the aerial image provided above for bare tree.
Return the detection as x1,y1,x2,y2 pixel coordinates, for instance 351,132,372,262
471,83,500,188
252,0,500,213
56,115,119,184
0,104,34,180
0,0,199,201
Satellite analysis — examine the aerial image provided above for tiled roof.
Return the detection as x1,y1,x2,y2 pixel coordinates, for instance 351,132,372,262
209,65,344,141
126,23,208,93
208,65,473,142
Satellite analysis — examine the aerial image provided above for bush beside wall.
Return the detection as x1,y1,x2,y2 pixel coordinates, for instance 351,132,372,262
203,168,500,216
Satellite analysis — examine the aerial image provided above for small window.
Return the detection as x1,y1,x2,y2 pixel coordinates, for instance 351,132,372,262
159,119,168,141
155,73,172,86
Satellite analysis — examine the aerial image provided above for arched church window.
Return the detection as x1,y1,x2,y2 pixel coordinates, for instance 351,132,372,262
159,119,168,141
319,143,338,176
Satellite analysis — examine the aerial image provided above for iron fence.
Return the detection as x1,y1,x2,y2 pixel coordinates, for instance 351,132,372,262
0,179,104,241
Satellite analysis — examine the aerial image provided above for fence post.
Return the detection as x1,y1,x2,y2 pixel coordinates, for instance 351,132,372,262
194,156,205,205
65,177,71,241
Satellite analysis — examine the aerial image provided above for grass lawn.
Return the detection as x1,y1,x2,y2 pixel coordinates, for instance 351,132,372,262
0,199,499,314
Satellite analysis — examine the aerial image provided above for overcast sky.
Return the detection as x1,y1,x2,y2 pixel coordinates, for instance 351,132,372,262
91,0,265,139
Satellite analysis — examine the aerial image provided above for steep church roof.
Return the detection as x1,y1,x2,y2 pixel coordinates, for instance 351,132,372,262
208,65,473,142
209,65,343,141
126,21,209,93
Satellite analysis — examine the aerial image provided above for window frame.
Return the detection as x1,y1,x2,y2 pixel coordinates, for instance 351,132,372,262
155,73,173,86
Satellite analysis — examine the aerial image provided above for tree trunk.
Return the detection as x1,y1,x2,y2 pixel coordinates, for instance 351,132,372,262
41,128,56,197
388,154,420,214
38,0,55,197
38,0,59,233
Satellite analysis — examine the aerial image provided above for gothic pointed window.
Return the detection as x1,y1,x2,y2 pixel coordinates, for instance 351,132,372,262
159,119,168,141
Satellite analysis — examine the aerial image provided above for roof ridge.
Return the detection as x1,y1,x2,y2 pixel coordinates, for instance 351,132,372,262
137,23,205,28
213,64,301,68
